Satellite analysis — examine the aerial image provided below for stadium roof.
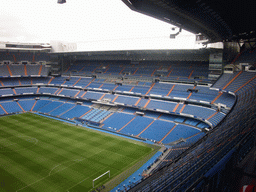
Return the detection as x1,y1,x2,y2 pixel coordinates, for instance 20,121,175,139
122,0,256,43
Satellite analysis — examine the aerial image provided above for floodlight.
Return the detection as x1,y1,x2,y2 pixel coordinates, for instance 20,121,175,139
170,28,182,39
57,0,66,4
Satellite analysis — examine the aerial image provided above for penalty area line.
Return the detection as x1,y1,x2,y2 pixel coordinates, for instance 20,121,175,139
16,176,48,192
66,167,107,192
16,158,84,192
48,158,85,176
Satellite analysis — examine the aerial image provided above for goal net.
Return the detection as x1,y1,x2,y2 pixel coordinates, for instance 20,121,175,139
92,170,110,188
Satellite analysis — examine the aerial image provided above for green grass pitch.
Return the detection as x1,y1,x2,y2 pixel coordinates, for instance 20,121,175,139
0,113,158,192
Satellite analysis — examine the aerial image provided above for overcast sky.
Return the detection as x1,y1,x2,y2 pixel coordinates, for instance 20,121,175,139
0,0,200,51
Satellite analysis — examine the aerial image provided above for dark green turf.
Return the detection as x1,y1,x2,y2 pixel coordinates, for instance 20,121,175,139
0,113,156,192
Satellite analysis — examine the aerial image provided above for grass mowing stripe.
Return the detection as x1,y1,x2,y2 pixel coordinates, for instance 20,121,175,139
66,167,108,191
0,124,15,138
14,154,109,191
0,113,159,191
0,123,81,164
2,115,142,164
2,113,150,161
0,168,37,192
0,118,95,158
0,124,88,189
17,161,96,192
0,153,45,187
0,142,69,185
18,158,112,192
8,115,114,153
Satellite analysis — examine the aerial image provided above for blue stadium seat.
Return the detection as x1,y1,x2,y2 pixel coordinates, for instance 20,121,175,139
32,100,52,111
60,105,91,119
140,120,176,141
0,88,14,96
18,100,36,111
102,112,135,130
1,101,22,113
37,101,63,113
49,103,75,116
15,87,37,94
162,124,201,144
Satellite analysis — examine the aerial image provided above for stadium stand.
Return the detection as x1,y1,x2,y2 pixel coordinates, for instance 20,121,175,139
0,78,19,86
0,64,50,77
15,87,37,95
48,102,75,116
63,60,212,83
39,87,59,94
224,72,256,92
32,99,52,111
18,99,36,111
0,101,23,113
146,99,176,111
0,47,255,192
57,88,79,97
181,104,216,119
60,105,91,120
26,64,41,76
0,88,14,96
232,49,256,64
0,65,11,77
37,101,63,113
83,91,104,100
128,71,255,192
119,116,153,136
9,64,25,76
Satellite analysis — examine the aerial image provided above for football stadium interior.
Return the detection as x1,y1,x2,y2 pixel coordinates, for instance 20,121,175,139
0,0,255,192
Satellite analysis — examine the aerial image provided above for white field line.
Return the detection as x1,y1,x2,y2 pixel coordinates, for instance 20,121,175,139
0,136,38,152
16,175,49,192
66,167,107,191
48,158,85,176
16,158,85,192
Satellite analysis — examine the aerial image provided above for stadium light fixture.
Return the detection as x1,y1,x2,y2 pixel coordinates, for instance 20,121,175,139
57,0,66,4
170,28,182,39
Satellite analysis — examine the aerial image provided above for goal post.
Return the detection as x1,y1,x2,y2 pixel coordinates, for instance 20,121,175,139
92,170,110,188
